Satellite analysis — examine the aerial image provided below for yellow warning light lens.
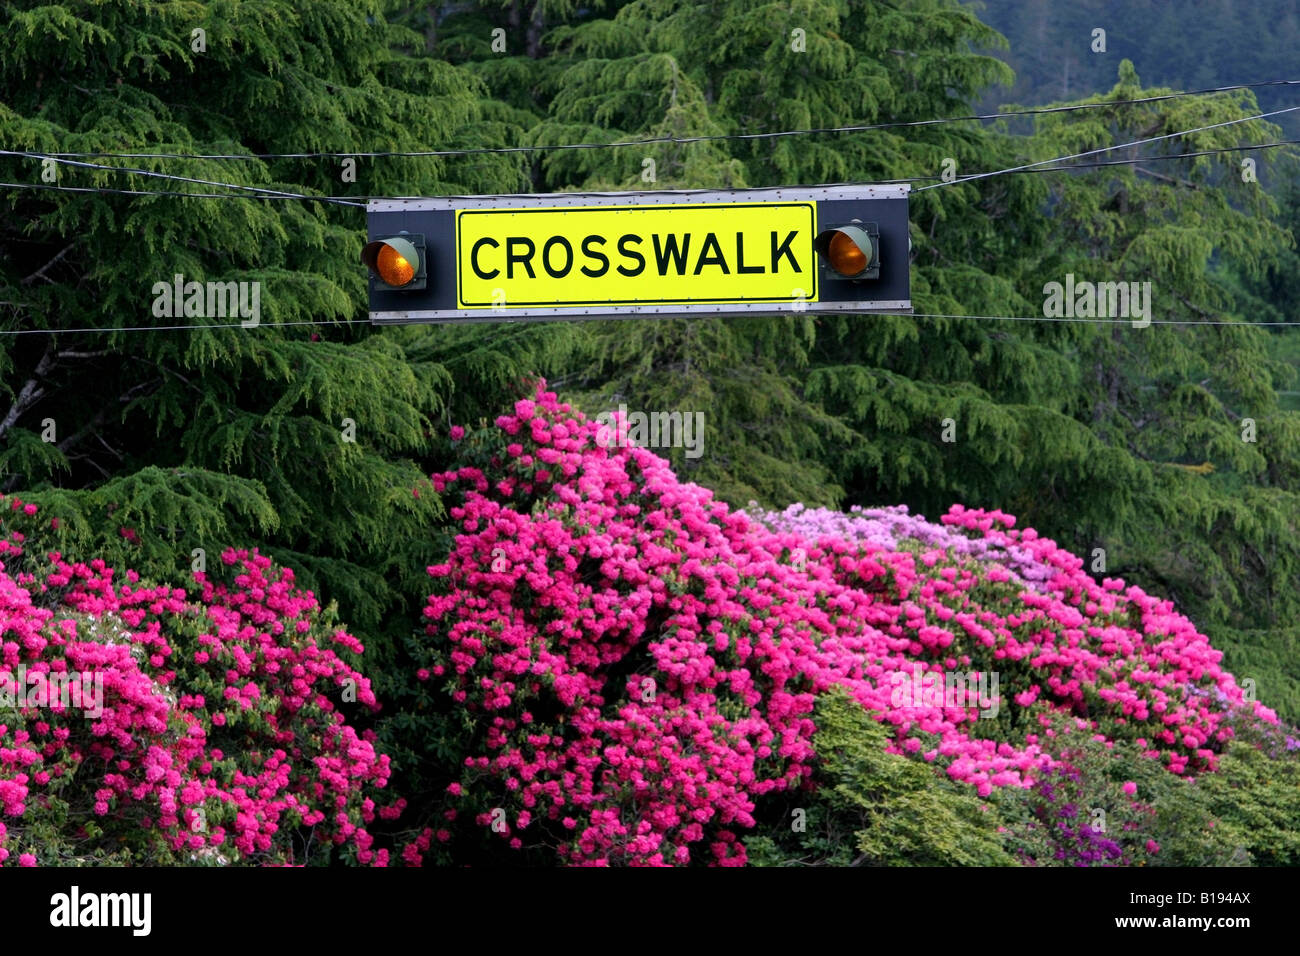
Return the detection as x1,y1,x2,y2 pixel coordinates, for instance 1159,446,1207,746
362,236,423,289
376,244,415,287
814,225,876,280
828,231,868,276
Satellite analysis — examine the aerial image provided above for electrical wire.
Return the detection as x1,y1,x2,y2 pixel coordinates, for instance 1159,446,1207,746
2,311,1298,337
28,79,1300,162
2,140,1296,204
0,318,369,335
915,106,1300,191
0,180,358,203
1015,139,1300,174
888,312,1300,327
0,150,365,207
346,138,1300,198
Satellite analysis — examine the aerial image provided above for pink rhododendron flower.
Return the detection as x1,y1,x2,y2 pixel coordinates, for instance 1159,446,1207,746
0,500,389,867
407,382,1276,867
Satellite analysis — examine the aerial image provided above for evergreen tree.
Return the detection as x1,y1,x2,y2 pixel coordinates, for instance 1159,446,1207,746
0,0,532,678
814,63,1300,718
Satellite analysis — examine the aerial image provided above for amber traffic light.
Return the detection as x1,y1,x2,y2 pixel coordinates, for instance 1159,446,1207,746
814,223,879,280
361,234,427,291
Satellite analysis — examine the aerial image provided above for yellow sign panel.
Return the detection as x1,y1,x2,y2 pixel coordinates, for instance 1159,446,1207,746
456,202,818,308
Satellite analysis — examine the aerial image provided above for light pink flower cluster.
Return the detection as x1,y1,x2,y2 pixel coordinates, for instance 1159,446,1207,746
757,502,1053,584
419,383,1276,866
0,497,393,866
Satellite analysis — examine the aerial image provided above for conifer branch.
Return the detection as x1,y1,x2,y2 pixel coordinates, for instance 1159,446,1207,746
1135,166,1197,188
21,243,75,285
66,451,112,480
0,343,55,440
56,405,111,459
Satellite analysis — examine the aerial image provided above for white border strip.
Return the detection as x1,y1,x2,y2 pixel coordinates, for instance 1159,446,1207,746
370,300,913,324
367,184,910,212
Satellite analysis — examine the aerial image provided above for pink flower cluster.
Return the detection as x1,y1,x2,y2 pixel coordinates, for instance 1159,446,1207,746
757,501,1276,776
418,383,1276,866
0,497,393,866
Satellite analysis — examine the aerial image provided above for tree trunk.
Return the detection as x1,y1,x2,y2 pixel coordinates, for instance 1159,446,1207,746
526,1,545,59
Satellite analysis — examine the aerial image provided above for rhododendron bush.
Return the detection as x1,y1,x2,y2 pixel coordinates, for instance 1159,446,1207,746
4,381,1293,868
409,383,1285,866
0,498,395,866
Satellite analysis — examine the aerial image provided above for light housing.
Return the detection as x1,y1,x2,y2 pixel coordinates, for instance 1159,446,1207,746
814,223,879,280
361,234,427,291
